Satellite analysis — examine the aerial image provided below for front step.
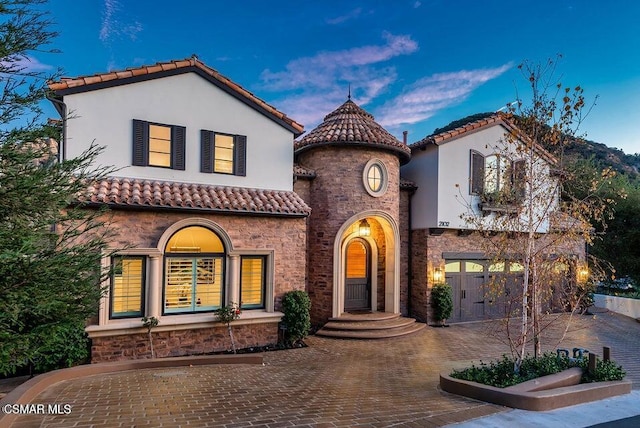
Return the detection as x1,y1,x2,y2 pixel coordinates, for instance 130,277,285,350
316,313,426,339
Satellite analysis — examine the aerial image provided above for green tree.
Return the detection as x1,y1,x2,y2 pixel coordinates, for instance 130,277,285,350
0,0,116,375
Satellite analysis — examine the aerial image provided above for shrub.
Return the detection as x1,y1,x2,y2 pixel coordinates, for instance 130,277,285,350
431,283,453,324
281,291,311,345
31,321,90,374
451,352,626,388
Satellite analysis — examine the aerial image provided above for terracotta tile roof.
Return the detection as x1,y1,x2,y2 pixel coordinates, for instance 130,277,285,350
48,56,304,136
295,99,411,164
410,114,505,150
293,164,316,179
410,113,557,165
80,177,311,217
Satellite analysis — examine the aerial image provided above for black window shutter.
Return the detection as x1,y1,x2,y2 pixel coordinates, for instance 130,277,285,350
512,160,526,200
470,151,485,195
234,135,247,176
201,130,213,173
132,119,149,166
172,125,186,170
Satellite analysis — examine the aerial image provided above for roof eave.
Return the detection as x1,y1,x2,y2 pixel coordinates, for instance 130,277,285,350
81,201,311,218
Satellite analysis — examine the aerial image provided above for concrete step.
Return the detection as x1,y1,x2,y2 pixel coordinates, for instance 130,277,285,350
316,314,426,339
322,316,417,331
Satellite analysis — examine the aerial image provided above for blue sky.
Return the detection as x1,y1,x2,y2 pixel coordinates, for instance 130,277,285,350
37,0,640,154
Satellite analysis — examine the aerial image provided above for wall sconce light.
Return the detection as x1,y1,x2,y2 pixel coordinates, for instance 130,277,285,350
358,219,371,237
433,267,443,283
578,265,589,283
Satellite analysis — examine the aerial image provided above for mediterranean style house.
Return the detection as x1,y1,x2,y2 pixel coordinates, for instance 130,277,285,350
48,57,585,362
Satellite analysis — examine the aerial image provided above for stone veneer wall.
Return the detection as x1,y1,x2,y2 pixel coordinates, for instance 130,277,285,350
297,146,401,327
399,188,413,316
91,209,306,362
92,323,277,362
411,228,586,324
106,210,307,310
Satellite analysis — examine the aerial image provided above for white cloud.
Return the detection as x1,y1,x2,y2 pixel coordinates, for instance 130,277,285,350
100,0,143,43
261,33,418,128
326,8,363,25
1,55,53,72
376,63,513,127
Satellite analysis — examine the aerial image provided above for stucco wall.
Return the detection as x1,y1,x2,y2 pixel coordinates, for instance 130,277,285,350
63,73,296,191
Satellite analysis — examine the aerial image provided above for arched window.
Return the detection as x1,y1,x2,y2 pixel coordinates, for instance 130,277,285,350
164,226,225,314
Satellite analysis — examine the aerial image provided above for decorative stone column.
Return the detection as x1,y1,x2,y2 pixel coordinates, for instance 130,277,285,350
228,254,240,305
147,255,161,318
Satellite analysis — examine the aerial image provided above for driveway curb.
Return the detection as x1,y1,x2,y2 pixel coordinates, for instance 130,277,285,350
0,354,263,426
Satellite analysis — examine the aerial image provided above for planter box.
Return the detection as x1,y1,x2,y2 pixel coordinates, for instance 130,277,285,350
440,369,631,411
594,294,640,319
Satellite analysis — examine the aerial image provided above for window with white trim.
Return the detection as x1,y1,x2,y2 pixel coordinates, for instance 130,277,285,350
363,159,388,197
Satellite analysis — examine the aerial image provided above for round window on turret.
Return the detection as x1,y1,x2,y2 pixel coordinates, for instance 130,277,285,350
363,159,388,197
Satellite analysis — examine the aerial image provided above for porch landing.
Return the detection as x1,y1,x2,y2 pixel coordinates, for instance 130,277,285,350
316,312,425,339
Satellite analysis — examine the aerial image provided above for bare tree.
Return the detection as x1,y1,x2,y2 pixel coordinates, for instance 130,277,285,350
460,57,615,372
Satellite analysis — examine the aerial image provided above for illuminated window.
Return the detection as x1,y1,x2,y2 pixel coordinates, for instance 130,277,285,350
240,256,266,309
466,261,484,273
110,256,145,318
201,130,247,176
367,164,383,192
488,262,506,272
132,119,185,170
164,227,225,314
445,261,461,273
363,159,388,197
470,151,525,199
148,124,172,167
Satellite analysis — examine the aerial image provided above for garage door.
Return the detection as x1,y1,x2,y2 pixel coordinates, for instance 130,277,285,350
444,260,523,322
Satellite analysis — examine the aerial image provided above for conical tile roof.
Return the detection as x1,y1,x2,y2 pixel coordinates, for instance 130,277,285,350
294,99,411,163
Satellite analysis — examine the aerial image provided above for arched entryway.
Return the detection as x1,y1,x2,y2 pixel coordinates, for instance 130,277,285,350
344,238,372,311
333,211,400,317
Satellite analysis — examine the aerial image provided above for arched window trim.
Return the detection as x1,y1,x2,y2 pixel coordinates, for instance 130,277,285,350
163,225,227,315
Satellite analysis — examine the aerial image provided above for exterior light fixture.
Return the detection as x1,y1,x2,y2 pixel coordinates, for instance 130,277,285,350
433,267,444,283
358,219,371,237
578,265,589,283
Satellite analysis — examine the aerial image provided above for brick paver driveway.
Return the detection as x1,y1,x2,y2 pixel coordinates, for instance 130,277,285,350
10,311,639,427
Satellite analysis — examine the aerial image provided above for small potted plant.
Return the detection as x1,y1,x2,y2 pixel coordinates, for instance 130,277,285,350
141,316,159,358
431,283,453,327
215,302,242,353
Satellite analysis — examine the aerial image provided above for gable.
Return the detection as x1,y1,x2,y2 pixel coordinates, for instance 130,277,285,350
49,57,303,136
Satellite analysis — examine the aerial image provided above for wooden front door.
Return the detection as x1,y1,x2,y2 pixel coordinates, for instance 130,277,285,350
344,238,371,311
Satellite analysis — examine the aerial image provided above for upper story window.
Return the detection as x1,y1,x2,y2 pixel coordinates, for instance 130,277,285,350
132,119,186,170
470,150,525,203
201,130,247,176
363,159,388,197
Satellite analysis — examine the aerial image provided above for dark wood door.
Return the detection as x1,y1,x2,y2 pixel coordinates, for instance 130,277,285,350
344,239,371,311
